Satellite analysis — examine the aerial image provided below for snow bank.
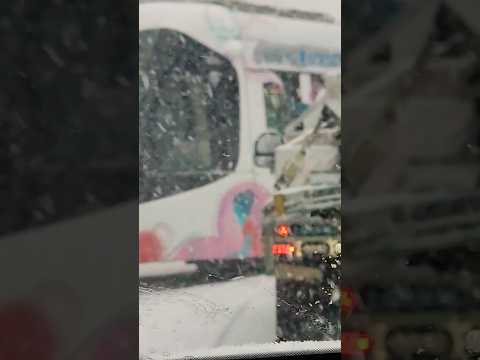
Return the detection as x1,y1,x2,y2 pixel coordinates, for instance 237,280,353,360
139,261,198,279
140,275,276,359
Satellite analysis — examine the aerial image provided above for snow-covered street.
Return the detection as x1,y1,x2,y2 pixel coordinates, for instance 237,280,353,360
140,275,276,359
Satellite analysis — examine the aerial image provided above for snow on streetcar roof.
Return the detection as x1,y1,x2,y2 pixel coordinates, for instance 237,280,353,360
139,0,338,24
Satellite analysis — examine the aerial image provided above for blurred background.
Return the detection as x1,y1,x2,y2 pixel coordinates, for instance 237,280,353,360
342,0,480,359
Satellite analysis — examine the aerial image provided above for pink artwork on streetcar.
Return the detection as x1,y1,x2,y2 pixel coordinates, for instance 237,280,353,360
172,182,270,261
139,230,163,264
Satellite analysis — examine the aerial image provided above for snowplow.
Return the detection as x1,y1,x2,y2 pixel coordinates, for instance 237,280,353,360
261,95,341,342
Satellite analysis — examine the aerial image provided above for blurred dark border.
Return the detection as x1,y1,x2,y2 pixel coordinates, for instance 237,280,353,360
0,1,138,359
342,1,480,359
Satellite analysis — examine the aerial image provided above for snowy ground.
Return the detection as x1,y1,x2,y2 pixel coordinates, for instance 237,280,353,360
139,275,277,359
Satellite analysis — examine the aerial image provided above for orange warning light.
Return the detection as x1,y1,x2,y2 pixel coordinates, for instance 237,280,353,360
275,224,290,238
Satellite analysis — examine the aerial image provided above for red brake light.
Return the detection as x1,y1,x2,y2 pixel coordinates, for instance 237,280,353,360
342,332,373,357
272,244,295,255
275,224,290,237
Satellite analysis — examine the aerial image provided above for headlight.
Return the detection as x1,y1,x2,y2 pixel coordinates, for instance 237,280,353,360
335,242,341,255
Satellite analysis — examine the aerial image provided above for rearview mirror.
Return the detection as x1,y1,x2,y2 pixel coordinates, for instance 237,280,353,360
254,132,283,168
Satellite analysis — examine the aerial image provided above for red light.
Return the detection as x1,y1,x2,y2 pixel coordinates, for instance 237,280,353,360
272,244,295,255
275,224,290,237
342,332,373,357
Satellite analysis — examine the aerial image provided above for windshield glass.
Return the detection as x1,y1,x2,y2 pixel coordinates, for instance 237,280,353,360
139,29,240,202
263,72,326,134
139,3,341,359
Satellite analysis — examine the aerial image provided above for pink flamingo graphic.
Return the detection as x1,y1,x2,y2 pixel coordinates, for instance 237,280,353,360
172,182,270,261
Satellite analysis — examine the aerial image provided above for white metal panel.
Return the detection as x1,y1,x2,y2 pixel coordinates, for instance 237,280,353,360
139,1,340,74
